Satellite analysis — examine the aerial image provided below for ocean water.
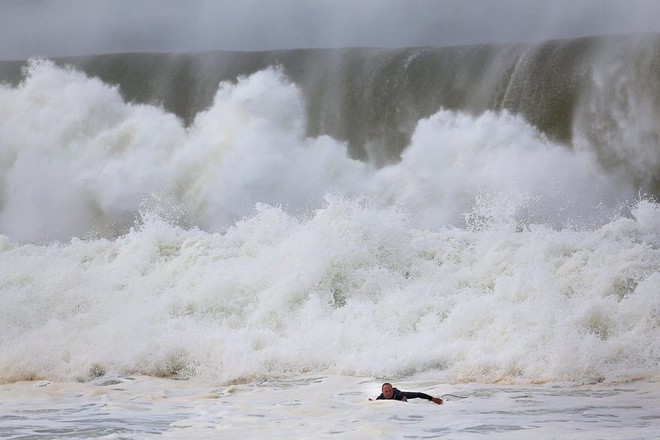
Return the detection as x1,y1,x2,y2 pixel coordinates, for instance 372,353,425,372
2,375,659,439
1,34,659,439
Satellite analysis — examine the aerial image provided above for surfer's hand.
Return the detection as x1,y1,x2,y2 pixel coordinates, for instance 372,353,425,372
431,397,443,405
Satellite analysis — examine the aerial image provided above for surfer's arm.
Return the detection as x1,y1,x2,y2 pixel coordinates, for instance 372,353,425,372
401,392,443,404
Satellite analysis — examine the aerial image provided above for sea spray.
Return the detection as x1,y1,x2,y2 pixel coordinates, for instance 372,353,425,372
0,60,637,243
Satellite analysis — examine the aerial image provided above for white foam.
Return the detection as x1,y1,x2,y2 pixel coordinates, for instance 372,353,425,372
1,196,658,384
0,62,658,385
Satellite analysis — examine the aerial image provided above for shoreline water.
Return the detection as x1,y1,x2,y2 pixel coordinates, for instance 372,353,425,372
1,374,658,439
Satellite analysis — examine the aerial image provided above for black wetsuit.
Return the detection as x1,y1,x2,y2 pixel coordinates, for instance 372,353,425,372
375,388,434,401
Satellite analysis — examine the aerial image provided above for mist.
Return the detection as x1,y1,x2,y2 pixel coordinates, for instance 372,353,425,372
2,0,660,60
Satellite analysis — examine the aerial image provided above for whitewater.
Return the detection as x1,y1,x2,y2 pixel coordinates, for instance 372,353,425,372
1,44,659,438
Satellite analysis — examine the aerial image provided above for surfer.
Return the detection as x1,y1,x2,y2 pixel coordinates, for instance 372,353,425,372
372,382,443,404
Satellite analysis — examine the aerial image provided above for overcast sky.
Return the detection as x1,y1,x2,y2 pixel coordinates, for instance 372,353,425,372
2,0,660,60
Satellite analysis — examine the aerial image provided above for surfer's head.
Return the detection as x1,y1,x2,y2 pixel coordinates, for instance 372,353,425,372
381,383,394,399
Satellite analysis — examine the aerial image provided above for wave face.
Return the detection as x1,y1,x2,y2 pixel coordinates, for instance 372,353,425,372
0,35,659,385
2,34,660,176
